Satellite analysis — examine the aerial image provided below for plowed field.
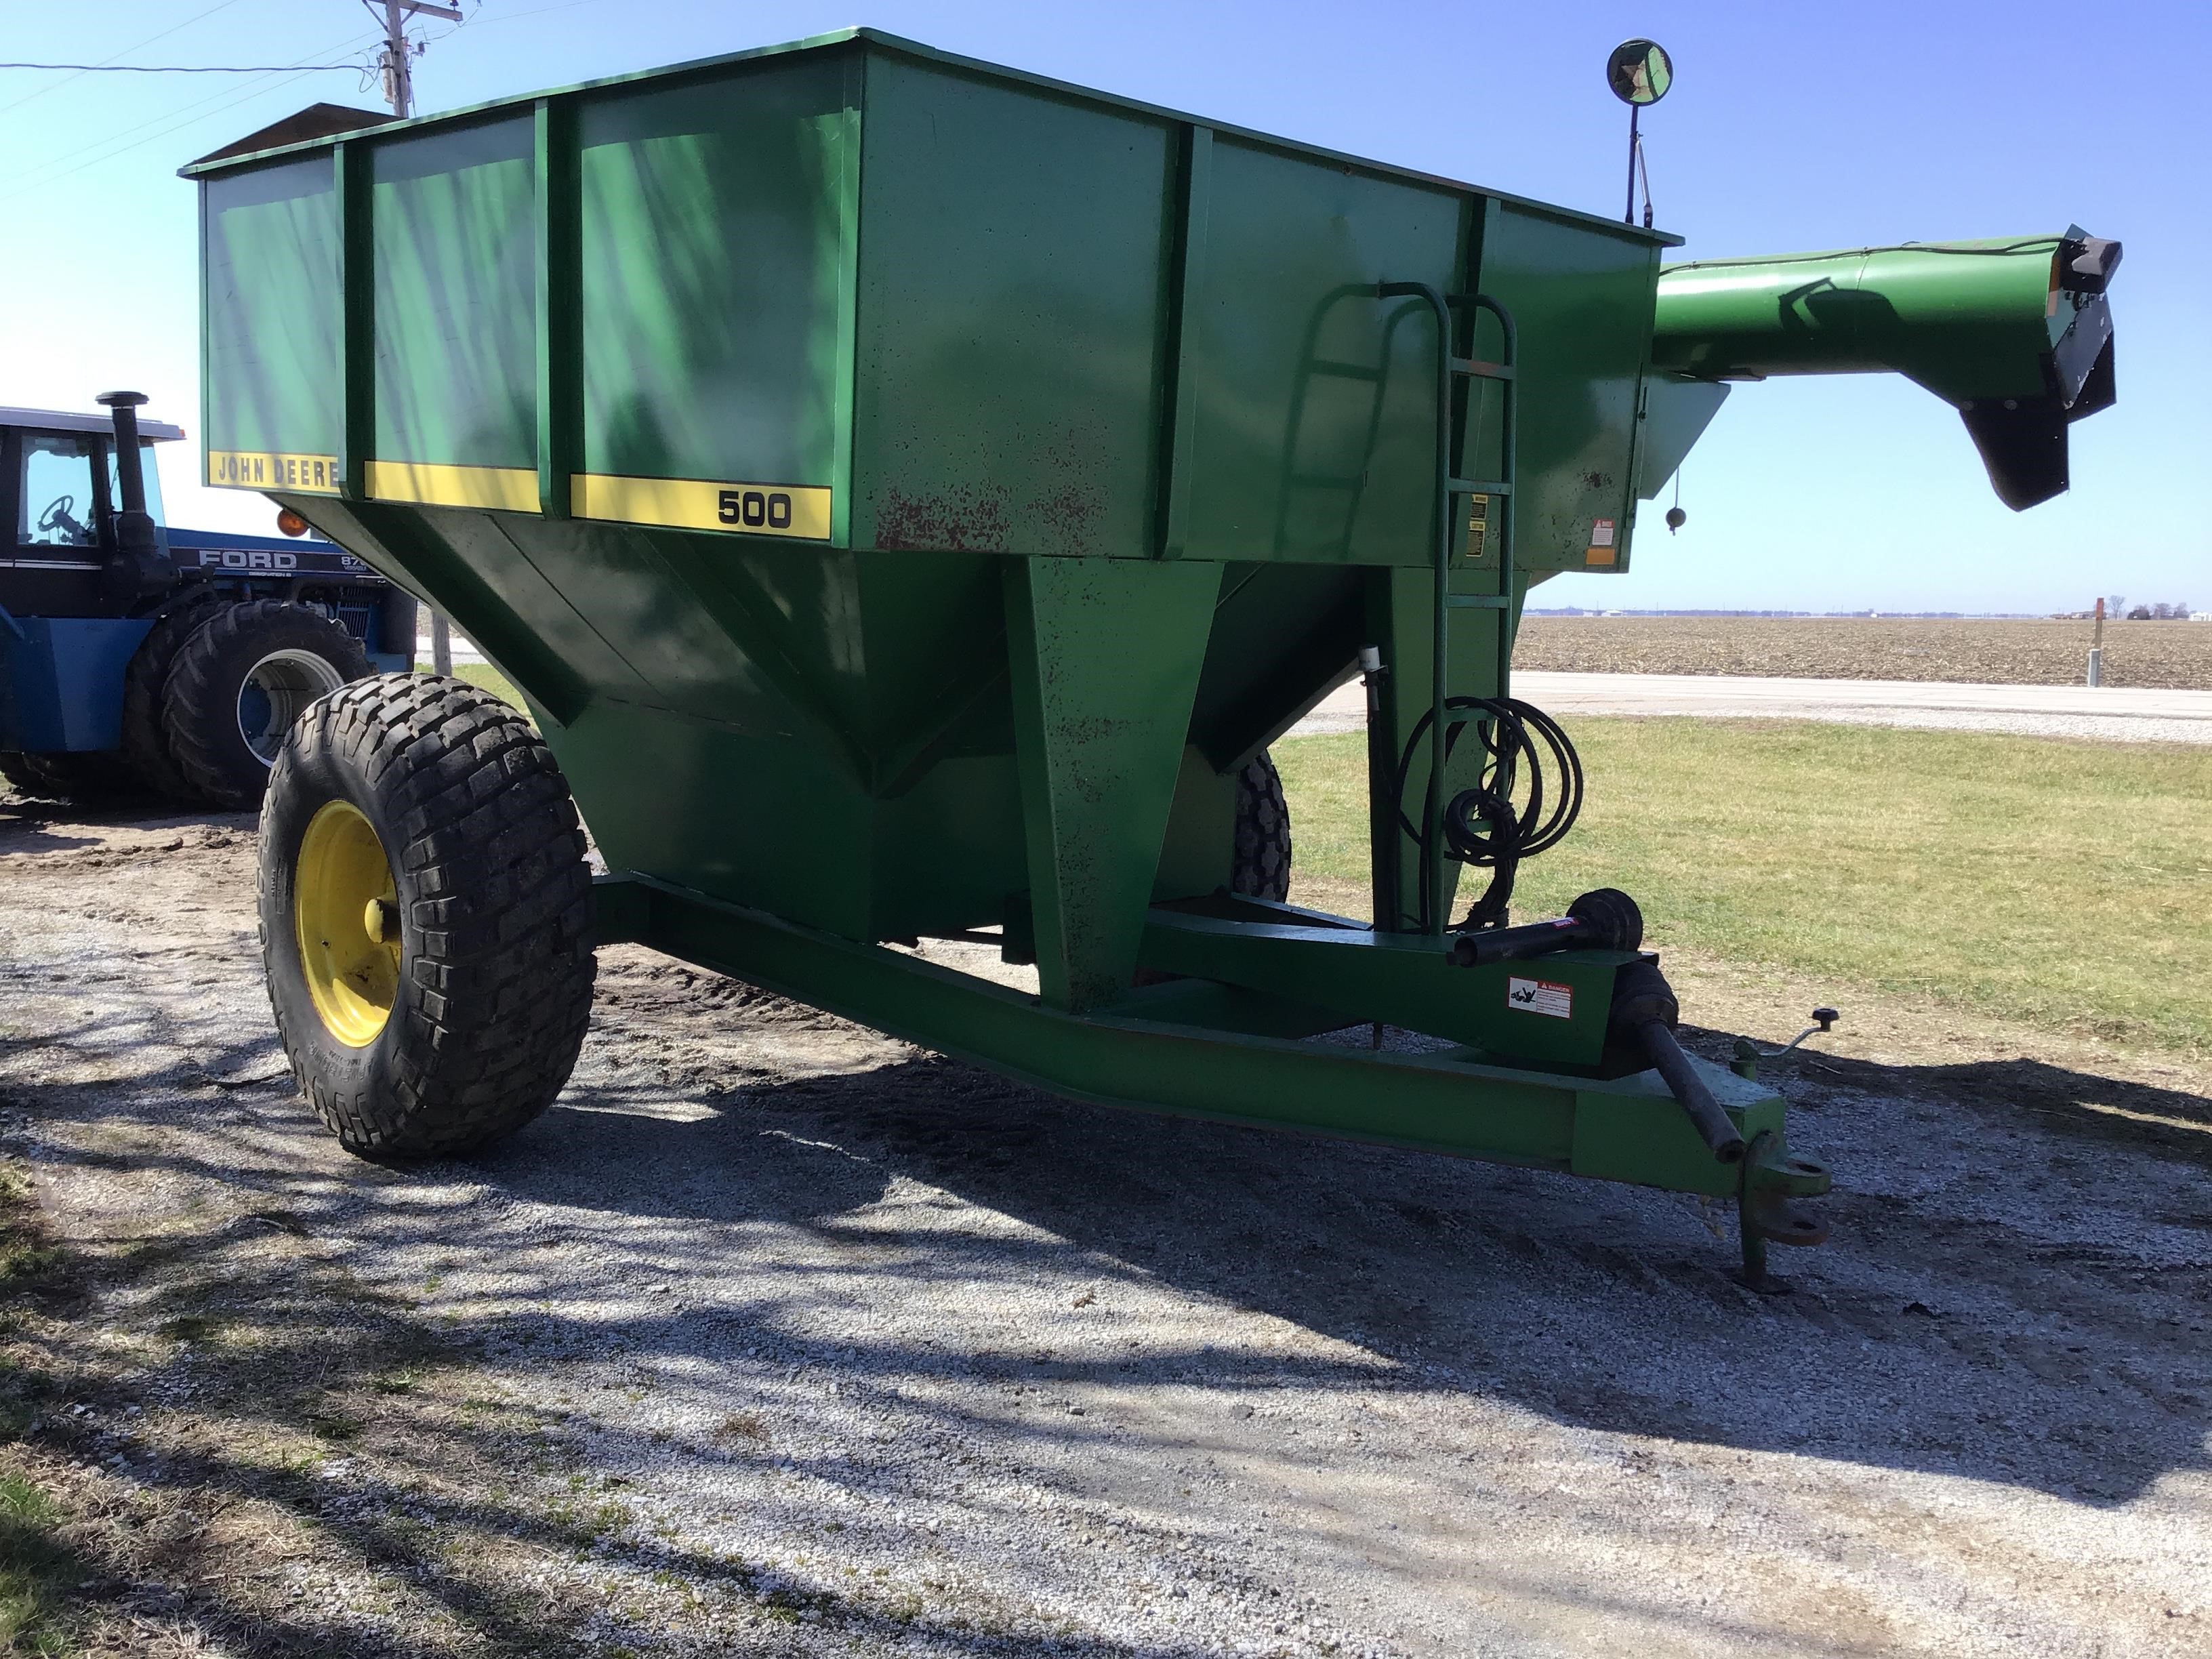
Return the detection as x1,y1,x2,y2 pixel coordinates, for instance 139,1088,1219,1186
1515,615,2212,689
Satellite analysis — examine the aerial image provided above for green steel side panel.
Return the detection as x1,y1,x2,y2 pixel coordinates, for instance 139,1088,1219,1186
851,54,1175,558
283,497,640,720
576,52,851,495
1183,138,1463,566
870,752,1029,939
1187,562,1366,769
1006,558,1223,1009
200,157,342,487
847,551,1017,774
1479,204,1662,575
1153,745,1237,901
506,522,860,738
1635,373,1732,497
371,117,539,472
555,697,876,937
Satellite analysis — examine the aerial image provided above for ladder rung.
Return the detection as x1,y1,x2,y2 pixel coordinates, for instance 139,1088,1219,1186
1450,357,1515,381
1445,594,1510,609
1448,478,1511,495
1309,359,1385,380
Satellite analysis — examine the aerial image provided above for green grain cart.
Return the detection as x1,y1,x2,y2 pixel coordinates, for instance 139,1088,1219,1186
186,30,2118,1281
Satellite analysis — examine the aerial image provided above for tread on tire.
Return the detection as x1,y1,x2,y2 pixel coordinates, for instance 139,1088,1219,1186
258,673,596,1158
1231,750,1293,903
0,748,142,804
163,598,371,811
121,591,227,802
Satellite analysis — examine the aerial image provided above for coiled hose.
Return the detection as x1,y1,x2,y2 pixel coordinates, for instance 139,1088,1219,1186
1392,697,1584,933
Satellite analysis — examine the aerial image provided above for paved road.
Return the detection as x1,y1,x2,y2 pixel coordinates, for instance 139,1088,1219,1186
1289,672,2212,744
426,628,2208,746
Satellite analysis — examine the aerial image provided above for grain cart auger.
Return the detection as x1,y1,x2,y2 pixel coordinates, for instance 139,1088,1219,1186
184,30,2118,1284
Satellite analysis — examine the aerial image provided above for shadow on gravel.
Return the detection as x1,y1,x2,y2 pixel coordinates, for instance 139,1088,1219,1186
13,1019,2210,1518
5,954,2209,1653
6,1081,1266,1658
482,1042,2208,1511
1832,1048,2212,1170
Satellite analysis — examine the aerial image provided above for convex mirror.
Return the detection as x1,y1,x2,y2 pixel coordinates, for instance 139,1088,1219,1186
1607,39,1673,106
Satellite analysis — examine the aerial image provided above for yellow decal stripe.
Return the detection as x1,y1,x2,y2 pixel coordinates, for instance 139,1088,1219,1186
207,450,341,495
573,474,832,541
365,462,540,512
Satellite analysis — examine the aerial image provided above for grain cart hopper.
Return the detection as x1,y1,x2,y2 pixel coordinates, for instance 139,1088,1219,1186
184,30,2118,1282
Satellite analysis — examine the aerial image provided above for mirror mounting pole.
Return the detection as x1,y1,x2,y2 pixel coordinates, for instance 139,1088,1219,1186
1625,102,1639,224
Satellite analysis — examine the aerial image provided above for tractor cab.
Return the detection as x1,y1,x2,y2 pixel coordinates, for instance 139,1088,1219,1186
1,399,182,620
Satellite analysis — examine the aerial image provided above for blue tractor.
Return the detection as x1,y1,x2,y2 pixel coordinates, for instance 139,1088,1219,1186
0,393,414,808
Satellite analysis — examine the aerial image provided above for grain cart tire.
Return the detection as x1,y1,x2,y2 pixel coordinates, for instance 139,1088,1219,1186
163,599,371,810
1231,750,1293,902
121,592,228,801
258,674,596,1159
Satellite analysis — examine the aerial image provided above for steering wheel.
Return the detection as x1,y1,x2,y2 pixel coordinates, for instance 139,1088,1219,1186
35,494,85,540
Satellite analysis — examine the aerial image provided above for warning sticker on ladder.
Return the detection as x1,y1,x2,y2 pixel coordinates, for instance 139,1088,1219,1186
1507,977,1574,1019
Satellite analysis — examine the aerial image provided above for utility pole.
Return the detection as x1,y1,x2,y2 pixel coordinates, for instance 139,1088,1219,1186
375,0,462,673
373,0,459,119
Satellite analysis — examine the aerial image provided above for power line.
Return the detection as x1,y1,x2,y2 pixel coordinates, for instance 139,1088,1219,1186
0,0,246,120
468,0,609,25
0,26,384,209
0,62,360,74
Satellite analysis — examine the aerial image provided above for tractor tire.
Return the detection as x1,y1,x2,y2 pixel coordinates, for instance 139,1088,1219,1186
121,591,227,801
1231,750,1293,903
162,599,371,810
0,748,142,804
258,673,596,1160
0,751,47,800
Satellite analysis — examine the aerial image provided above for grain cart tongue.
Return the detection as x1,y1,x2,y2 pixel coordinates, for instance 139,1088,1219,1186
187,30,2113,1284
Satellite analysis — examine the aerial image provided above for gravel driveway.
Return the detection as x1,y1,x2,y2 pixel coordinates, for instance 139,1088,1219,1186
1,799,2207,1657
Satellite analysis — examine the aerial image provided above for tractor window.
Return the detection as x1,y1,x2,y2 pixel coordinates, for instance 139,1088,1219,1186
106,440,166,527
18,435,98,548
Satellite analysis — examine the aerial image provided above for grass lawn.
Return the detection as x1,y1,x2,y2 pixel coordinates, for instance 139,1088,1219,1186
1273,720,2212,1063
419,661,526,713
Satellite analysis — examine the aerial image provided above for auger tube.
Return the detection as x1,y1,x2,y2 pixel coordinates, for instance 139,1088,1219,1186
1651,229,2119,509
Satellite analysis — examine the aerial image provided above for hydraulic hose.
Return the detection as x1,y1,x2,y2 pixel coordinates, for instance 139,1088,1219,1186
1392,696,1584,934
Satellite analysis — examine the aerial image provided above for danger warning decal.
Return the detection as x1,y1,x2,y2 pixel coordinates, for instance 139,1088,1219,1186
1586,517,1618,567
1507,977,1574,1019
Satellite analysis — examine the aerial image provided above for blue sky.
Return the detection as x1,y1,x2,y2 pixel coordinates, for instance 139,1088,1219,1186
4,0,2204,613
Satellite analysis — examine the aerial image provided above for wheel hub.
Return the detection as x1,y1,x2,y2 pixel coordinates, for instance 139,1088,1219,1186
239,649,347,766
294,800,401,1046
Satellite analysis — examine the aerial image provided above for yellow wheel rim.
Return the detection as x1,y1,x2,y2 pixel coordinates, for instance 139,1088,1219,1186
294,800,401,1047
